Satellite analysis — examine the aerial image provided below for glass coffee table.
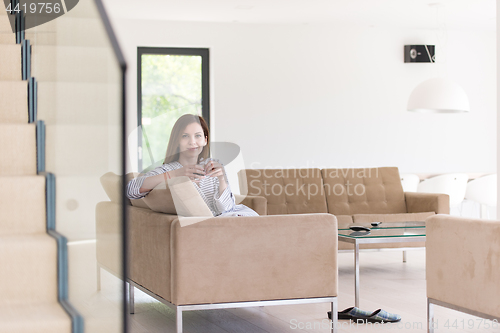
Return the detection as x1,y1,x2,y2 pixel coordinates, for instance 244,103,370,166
338,221,426,307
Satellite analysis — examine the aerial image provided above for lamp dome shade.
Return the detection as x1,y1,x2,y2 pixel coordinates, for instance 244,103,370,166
407,78,470,113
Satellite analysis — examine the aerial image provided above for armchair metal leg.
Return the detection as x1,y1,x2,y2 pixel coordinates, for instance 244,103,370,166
427,298,434,333
403,251,407,263
129,283,135,314
176,307,183,333
127,283,335,333
331,298,338,333
96,264,101,291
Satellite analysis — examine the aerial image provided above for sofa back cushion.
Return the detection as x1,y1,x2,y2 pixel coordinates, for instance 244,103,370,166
321,167,407,215
238,169,328,215
100,171,135,206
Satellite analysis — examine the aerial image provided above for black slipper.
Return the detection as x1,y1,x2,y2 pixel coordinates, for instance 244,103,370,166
327,307,373,320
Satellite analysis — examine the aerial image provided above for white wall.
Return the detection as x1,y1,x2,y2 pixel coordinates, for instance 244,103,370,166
113,19,496,193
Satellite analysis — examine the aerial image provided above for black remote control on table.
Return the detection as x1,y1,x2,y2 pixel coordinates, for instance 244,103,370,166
349,226,371,232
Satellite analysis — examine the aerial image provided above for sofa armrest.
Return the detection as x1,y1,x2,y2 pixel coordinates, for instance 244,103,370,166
426,215,500,318
405,192,449,214
170,213,338,306
126,205,178,302
96,201,123,276
234,194,267,215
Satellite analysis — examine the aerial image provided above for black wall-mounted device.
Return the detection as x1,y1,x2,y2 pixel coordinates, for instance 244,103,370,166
404,45,435,63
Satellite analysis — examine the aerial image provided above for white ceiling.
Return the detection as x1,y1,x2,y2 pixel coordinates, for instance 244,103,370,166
103,0,496,30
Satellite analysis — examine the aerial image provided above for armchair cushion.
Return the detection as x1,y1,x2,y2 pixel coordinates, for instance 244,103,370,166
141,180,177,214
130,197,150,209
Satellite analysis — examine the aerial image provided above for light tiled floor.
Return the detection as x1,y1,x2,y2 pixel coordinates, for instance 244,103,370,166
67,241,123,333
124,249,499,332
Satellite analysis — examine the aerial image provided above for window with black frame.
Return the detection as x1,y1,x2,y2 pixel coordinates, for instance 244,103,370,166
138,47,210,172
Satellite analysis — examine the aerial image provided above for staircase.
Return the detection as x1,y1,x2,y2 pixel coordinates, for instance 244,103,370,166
0,13,71,333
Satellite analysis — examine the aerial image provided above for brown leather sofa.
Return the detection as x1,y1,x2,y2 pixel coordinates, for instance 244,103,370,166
426,215,500,332
238,167,450,250
96,173,339,333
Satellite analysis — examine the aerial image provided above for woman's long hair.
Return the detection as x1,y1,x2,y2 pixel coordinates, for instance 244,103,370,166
163,114,210,164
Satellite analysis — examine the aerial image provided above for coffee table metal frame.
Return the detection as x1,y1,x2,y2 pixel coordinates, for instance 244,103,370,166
338,233,426,308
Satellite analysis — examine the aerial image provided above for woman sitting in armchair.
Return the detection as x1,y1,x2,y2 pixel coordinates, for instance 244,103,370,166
126,114,258,217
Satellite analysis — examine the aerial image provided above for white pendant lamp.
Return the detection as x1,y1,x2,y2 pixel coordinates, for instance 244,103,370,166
407,77,470,113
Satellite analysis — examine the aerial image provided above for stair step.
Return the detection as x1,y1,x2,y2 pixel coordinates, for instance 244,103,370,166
24,13,56,46
0,44,22,80
0,176,46,235
0,124,37,176
0,14,16,45
0,81,28,123
25,16,108,47
0,302,71,333
32,44,109,82
0,234,58,305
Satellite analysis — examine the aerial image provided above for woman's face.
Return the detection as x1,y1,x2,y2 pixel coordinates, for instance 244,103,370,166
178,122,207,158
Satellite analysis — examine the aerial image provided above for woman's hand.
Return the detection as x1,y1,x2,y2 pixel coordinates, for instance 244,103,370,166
204,160,226,181
204,159,228,195
170,165,206,183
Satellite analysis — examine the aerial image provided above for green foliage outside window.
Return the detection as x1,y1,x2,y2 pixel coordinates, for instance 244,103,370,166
141,54,202,171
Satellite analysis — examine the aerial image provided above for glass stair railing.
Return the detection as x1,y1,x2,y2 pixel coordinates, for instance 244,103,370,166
0,1,126,332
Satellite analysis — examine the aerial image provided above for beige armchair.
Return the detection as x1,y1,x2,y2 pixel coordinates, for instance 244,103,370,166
426,215,500,332
96,173,339,333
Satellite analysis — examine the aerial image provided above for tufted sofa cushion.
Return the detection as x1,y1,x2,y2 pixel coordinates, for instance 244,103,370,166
238,169,328,215
321,167,407,215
